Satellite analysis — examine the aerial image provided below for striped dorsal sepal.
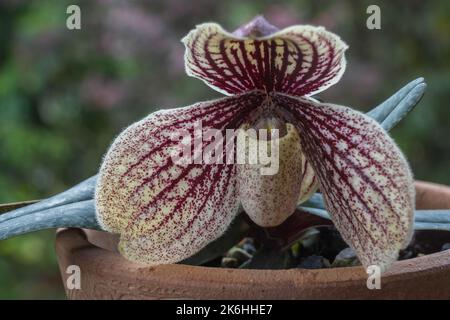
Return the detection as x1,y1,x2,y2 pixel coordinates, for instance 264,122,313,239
183,18,348,97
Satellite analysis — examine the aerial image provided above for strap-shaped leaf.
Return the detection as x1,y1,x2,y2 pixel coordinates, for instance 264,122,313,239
367,77,426,131
0,200,99,240
182,22,347,96
277,93,415,271
0,176,96,223
301,206,450,231
0,200,39,215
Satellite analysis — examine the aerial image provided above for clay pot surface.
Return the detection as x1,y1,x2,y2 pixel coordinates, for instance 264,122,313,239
56,181,450,299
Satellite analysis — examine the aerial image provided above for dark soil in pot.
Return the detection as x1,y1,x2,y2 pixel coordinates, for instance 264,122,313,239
215,228,450,271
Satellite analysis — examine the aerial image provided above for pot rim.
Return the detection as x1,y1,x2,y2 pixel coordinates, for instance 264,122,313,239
58,180,450,289
67,228,450,282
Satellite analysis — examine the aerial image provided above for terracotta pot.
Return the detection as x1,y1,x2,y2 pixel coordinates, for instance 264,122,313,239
55,181,450,299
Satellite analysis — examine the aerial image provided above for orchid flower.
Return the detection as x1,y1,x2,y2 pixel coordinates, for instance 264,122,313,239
94,16,415,272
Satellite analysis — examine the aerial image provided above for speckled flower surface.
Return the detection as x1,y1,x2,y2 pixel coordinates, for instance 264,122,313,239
95,16,414,272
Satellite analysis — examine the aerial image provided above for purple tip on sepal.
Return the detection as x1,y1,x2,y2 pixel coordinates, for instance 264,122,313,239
233,15,279,38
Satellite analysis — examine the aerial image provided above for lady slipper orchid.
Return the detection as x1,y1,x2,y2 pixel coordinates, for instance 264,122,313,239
95,16,414,272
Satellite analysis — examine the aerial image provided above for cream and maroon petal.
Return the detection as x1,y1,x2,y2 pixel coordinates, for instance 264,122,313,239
276,94,415,272
297,157,319,204
182,22,347,96
237,124,303,227
118,164,239,265
95,92,264,265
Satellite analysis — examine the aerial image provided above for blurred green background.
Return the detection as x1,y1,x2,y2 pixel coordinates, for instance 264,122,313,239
0,0,449,299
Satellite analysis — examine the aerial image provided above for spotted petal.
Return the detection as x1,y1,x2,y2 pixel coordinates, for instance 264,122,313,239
182,21,348,96
276,94,415,272
95,92,264,265
237,123,304,227
297,156,319,204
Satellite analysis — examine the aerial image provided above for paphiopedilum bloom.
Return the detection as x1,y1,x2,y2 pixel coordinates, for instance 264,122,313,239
95,17,414,271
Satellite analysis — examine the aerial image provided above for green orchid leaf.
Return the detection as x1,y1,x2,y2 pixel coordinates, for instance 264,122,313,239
300,206,450,231
0,200,40,214
0,200,100,240
0,175,97,223
367,77,426,131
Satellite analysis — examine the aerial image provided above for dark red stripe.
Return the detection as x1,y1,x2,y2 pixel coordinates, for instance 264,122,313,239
120,94,260,179
219,40,252,89
192,32,243,93
175,164,234,241
238,41,260,90
280,100,398,232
